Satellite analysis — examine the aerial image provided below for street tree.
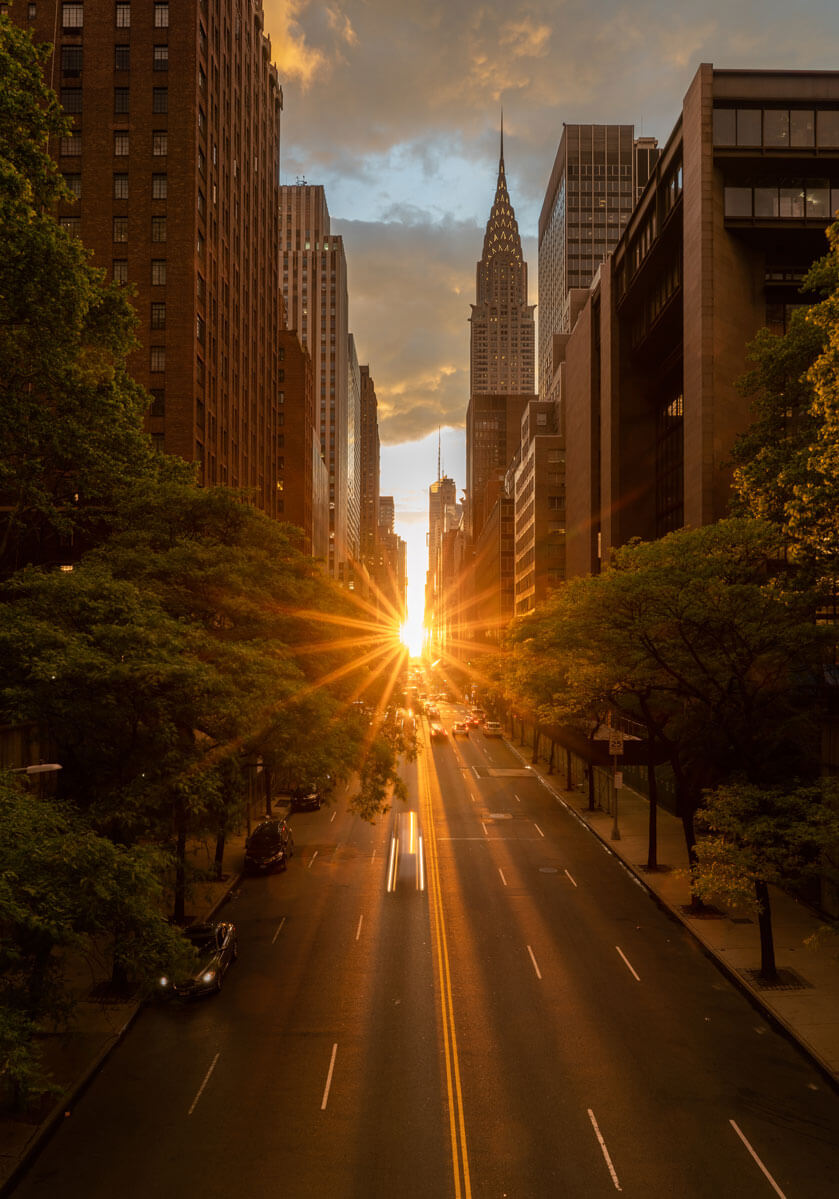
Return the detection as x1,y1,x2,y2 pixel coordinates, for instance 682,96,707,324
693,781,839,981
0,17,173,577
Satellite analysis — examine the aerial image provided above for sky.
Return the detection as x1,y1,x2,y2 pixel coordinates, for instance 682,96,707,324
261,0,839,632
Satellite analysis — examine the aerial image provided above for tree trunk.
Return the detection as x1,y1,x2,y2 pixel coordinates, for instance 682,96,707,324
586,763,595,811
263,763,272,815
547,739,555,775
755,878,778,982
532,726,539,764
566,748,572,791
646,753,659,872
214,824,226,881
173,800,187,924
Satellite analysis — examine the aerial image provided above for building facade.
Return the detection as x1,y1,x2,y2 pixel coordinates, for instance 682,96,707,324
538,125,658,402
346,332,361,565
559,64,839,577
280,183,349,577
511,399,566,614
359,365,380,567
20,0,285,513
276,329,326,556
466,392,534,544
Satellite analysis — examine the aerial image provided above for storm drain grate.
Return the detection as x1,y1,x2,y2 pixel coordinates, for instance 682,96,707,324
738,968,813,991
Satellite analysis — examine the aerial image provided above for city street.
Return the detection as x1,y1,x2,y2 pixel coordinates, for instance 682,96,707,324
11,710,839,1198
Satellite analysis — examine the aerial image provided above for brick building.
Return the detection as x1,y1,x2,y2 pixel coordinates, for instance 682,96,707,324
13,0,287,515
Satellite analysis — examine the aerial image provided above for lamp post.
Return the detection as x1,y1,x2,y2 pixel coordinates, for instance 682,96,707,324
608,722,624,840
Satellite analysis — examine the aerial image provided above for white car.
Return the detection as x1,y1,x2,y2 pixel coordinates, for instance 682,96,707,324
483,721,503,737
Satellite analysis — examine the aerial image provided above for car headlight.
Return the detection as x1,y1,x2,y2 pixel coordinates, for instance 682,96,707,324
158,976,169,988
202,971,216,983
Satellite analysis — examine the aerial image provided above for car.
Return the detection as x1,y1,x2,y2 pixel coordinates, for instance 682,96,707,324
452,721,469,737
429,721,447,739
289,787,321,812
466,714,481,728
483,720,503,737
159,921,238,998
244,818,294,873
471,708,487,723
426,704,440,721
386,810,425,893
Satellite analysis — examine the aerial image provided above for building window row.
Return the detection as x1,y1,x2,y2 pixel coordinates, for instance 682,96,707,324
724,178,838,221
714,106,839,150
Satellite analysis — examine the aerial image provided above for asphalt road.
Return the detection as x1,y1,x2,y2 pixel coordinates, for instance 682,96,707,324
11,707,839,1197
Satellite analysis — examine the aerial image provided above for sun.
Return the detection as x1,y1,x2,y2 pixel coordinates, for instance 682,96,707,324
399,615,425,657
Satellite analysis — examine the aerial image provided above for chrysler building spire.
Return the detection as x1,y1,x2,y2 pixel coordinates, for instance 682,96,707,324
470,119,535,395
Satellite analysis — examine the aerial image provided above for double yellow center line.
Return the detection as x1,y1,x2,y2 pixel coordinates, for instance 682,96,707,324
419,723,472,1199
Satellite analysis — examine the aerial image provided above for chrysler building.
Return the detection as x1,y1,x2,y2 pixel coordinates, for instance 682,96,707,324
470,124,536,396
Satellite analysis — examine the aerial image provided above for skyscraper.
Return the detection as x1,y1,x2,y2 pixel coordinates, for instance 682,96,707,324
470,124,535,396
538,125,658,398
359,366,380,566
19,0,285,512
280,184,349,577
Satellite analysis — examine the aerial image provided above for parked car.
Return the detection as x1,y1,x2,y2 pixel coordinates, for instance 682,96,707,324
483,720,503,737
244,818,294,873
429,721,447,739
289,787,321,812
158,921,238,998
452,721,469,737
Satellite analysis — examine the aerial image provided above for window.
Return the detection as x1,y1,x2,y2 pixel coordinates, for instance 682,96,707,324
149,390,165,417
61,45,83,76
724,187,752,218
112,259,128,283
151,216,167,242
150,433,165,454
196,314,205,343
150,346,166,372
113,216,128,242
151,259,167,285
736,109,761,146
60,86,82,113
28,3,36,18
151,302,166,329
114,44,129,70
152,173,167,199
764,110,790,147
152,130,167,155
152,88,168,114
197,189,205,217
63,173,82,198
153,2,168,28
817,110,839,148
114,131,129,156
59,216,81,237
791,110,815,148
114,86,129,114
115,2,130,28
153,44,168,71
113,172,128,199
62,3,83,30
60,132,82,156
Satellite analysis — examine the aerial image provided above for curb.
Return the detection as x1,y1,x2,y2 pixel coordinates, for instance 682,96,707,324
503,736,839,1094
0,868,244,1197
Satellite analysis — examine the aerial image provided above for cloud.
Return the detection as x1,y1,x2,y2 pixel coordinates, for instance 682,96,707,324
268,0,327,88
326,5,359,46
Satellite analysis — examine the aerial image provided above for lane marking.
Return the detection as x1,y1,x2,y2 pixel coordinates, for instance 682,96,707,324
188,1053,220,1116
419,723,472,1199
355,914,363,941
371,847,377,862
498,868,508,887
526,945,542,980
616,946,641,982
729,1120,787,1198
307,850,319,869
330,810,337,823
321,1043,338,1111
271,916,286,944
514,793,521,803
481,821,488,836
588,1109,622,1191
534,823,545,838
564,869,578,888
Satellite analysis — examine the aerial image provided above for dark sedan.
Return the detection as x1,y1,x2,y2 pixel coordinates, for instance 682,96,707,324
159,921,238,998
289,787,321,812
244,818,294,873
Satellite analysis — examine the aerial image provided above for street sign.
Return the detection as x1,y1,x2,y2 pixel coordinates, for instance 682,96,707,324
609,729,624,755
614,771,623,789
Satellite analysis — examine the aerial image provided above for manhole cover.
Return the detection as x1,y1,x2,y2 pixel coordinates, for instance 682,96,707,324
539,866,558,874
738,968,812,991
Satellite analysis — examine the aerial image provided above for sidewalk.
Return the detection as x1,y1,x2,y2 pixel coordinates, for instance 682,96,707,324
508,741,839,1087
0,825,251,1195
